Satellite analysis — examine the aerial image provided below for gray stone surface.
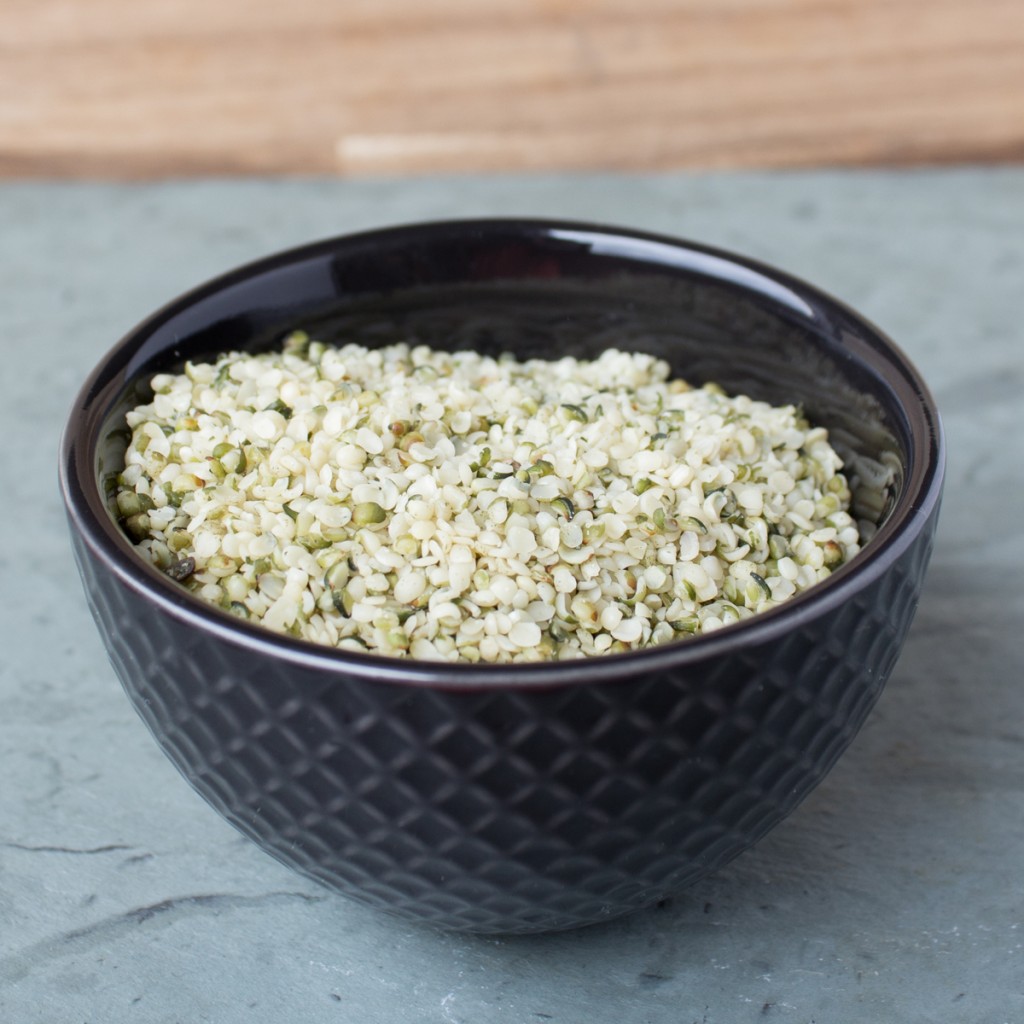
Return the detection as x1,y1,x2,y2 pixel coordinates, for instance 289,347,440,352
1,170,1022,1023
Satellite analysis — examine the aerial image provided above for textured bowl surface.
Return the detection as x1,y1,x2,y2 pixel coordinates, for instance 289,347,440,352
60,219,944,933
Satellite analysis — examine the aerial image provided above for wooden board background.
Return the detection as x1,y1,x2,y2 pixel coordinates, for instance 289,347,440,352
2,0,1023,178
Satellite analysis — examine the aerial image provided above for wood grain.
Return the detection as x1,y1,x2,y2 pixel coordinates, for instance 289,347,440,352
2,0,1022,178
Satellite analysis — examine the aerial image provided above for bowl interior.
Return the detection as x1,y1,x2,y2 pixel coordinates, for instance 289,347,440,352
81,220,937,631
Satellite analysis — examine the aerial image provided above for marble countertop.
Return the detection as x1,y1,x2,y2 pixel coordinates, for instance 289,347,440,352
2,170,1022,1023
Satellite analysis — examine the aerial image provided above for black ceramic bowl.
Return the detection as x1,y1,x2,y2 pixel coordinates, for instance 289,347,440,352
60,219,944,934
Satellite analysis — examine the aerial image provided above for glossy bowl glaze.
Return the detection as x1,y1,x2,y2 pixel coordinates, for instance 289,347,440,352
60,219,944,933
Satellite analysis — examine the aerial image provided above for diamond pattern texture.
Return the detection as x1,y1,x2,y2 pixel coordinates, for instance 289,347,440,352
70,517,937,934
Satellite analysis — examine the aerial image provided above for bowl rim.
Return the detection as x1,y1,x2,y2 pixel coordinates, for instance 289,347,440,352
59,216,946,690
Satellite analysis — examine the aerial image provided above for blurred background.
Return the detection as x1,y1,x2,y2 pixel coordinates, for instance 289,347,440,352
3,0,1022,178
